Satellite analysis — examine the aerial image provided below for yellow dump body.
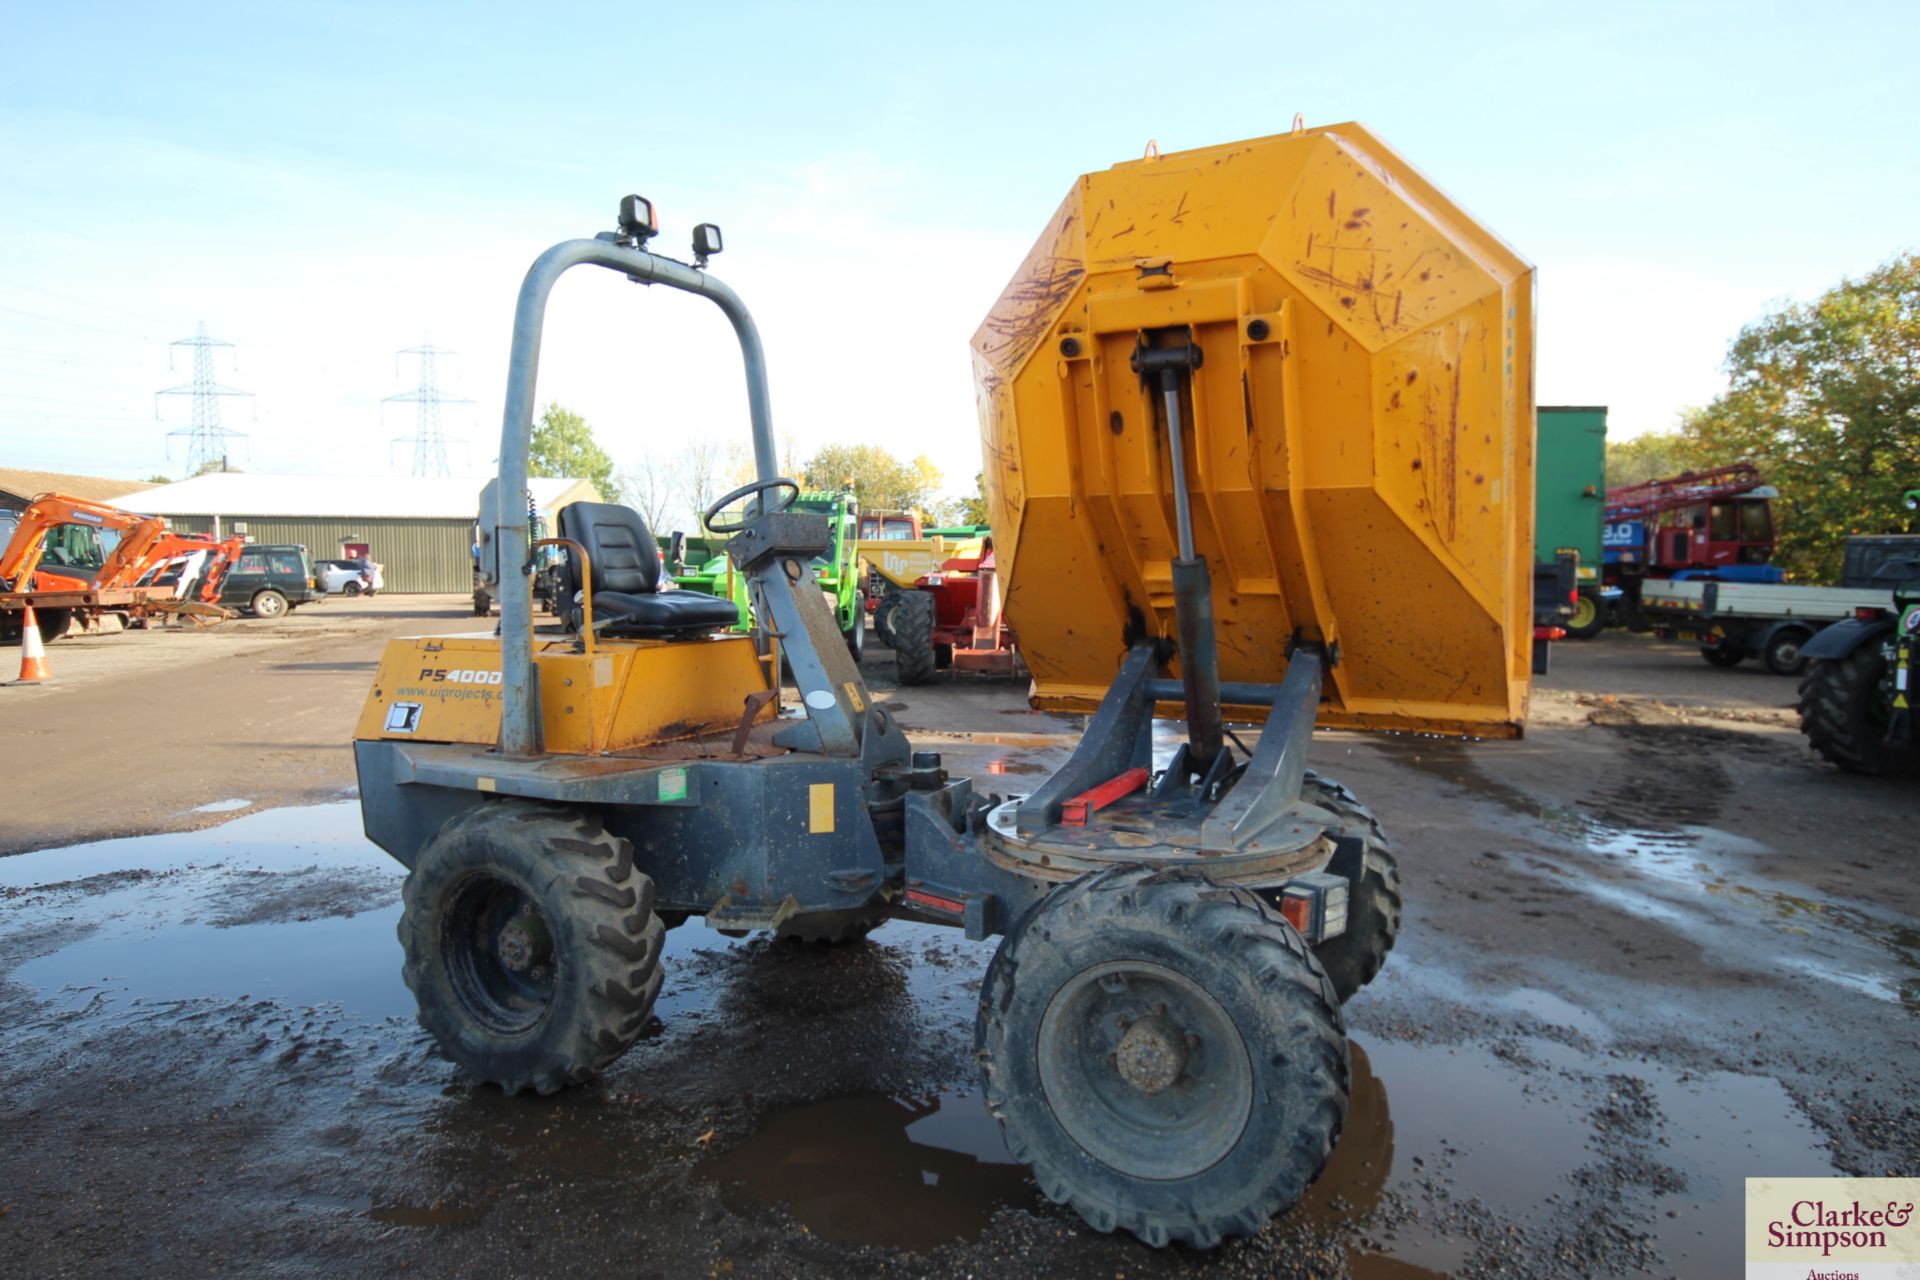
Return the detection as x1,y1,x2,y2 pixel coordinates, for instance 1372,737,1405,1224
974,124,1536,737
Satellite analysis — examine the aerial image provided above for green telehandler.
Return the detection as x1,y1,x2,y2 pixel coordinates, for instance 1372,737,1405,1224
671,489,866,658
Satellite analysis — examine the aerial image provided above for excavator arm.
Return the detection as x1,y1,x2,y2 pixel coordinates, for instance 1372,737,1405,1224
0,493,166,592
122,532,246,603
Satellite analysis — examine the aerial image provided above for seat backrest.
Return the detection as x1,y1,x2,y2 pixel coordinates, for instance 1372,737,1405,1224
557,502,660,596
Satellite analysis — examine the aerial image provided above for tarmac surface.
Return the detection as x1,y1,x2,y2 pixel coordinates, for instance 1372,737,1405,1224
1,596,1915,1277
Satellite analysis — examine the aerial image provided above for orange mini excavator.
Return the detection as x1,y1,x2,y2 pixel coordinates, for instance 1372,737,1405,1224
0,493,243,636
0,493,169,594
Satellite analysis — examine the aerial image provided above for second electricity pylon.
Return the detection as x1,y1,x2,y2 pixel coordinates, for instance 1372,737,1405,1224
385,341,473,477
156,321,251,474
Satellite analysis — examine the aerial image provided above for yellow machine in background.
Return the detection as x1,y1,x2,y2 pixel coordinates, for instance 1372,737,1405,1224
975,123,1535,736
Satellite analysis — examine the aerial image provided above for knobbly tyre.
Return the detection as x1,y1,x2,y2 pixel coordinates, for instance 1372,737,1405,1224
1795,489,1920,776
354,128,1537,1248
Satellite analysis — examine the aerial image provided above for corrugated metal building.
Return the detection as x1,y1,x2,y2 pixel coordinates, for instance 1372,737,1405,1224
112,474,602,593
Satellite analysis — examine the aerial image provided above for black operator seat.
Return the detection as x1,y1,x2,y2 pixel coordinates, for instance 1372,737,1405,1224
555,502,741,638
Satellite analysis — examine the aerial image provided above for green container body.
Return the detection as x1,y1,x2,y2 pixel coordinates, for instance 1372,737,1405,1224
1535,406,1607,581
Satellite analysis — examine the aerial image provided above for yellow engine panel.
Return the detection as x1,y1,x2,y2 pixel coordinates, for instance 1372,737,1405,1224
974,124,1536,736
354,632,772,755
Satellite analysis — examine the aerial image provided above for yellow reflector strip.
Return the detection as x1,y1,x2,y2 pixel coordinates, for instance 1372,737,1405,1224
808,783,835,834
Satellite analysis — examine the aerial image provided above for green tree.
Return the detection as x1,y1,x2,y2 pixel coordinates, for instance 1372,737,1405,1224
530,402,621,502
1604,430,1691,488
1679,252,1920,581
957,472,991,526
143,474,171,485
801,443,940,514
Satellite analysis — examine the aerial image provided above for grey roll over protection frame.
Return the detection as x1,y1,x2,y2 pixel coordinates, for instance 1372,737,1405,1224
489,238,778,758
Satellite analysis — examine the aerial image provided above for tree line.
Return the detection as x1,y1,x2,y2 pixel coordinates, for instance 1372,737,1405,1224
1605,251,1919,582
527,404,989,538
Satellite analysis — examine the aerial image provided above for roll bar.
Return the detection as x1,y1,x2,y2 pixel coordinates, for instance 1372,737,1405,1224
492,236,777,757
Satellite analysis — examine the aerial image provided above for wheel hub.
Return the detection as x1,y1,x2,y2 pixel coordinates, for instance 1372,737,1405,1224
1114,1016,1188,1094
497,922,533,971
494,906,550,974
1037,960,1254,1180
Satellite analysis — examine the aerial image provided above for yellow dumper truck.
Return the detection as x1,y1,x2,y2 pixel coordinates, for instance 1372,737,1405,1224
353,126,1535,1248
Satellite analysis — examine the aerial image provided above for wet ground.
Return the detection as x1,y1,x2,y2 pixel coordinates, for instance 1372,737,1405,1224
1,633,1915,1277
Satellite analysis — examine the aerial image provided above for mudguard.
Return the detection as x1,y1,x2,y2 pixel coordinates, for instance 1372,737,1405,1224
1797,615,1893,661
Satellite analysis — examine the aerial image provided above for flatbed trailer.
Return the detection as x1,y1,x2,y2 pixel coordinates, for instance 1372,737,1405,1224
0,584,216,642
1640,577,1895,675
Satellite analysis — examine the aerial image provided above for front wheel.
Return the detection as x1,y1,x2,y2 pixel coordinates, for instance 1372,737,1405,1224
977,865,1349,1248
399,802,666,1094
250,589,289,620
344,580,364,597
1798,647,1918,777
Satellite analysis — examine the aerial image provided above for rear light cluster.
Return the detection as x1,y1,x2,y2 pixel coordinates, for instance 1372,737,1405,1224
1277,872,1349,942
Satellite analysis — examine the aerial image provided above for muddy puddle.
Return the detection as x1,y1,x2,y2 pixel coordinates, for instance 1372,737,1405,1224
699,1089,1029,1251
1,802,410,1019
0,795,1862,1273
1368,735,1920,1013
696,1025,1830,1272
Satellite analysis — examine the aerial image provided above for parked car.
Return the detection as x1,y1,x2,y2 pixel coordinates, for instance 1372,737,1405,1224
313,559,365,595
219,544,317,619
313,558,381,596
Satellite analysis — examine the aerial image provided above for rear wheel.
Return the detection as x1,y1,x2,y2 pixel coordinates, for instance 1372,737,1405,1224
344,580,364,597
399,802,665,1093
1798,646,1918,777
1300,773,1402,1003
1763,625,1812,677
251,589,289,620
1700,641,1744,668
891,590,938,685
1564,591,1606,640
977,865,1348,1248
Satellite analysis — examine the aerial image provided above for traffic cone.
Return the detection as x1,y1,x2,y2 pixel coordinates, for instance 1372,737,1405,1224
15,604,52,683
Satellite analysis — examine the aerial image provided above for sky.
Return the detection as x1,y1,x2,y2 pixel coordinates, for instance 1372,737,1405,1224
2,1,1916,508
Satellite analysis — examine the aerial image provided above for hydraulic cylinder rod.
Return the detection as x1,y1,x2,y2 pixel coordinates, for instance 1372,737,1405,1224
1132,339,1223,772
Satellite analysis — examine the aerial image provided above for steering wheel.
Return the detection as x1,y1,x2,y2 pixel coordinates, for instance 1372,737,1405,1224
703,476,801,534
